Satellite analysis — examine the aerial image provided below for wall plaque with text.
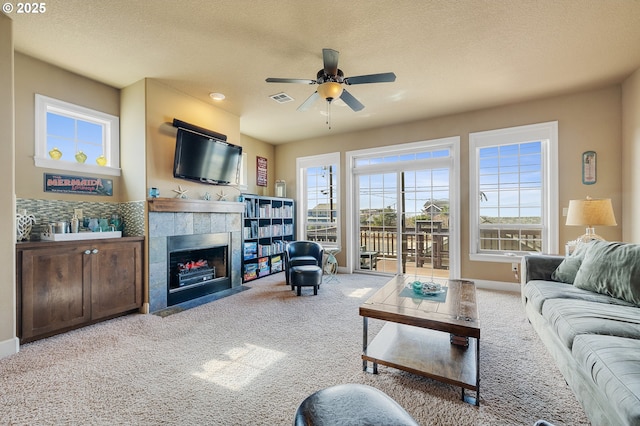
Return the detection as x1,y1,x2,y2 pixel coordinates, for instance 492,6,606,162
257,156,268,187
44,173,113,196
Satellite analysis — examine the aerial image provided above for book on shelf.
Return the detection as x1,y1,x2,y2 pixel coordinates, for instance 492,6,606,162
258,257,270,276
243,242,258,259
243,263,258,281
271,255,283,272
244,199,256,217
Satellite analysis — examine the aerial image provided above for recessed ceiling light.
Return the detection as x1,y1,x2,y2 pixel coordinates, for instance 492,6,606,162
209,92,225,101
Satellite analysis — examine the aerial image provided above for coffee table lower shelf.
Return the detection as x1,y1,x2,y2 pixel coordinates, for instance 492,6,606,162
362,322,479,405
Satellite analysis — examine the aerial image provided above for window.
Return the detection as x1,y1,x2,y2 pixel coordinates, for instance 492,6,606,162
469,121,558,261
35,94,121,176
297,153,340,248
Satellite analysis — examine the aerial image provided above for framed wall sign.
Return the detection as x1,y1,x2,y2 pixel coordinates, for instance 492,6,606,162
256,156,268,187
44,173,113,196
582,151,596,185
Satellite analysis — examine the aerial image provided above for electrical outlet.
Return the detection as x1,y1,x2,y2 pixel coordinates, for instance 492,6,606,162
74,208,83,219
511,263,519,272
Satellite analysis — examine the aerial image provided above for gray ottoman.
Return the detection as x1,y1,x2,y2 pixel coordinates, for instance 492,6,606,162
294,383,419,426
290,265,322,296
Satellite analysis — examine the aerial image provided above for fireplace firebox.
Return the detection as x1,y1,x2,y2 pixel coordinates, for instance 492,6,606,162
167,233,231,306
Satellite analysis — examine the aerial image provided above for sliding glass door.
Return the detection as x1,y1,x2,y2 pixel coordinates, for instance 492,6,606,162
349,138,458,280
358,173,398,274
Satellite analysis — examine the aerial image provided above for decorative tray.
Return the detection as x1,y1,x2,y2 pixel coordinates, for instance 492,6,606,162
40,231,122,241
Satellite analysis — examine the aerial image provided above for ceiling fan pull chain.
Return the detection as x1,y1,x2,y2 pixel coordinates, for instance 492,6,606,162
327,100,331,129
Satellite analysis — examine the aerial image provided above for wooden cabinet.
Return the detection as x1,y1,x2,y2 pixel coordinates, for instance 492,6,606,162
242,195,294,282
16,237,144,343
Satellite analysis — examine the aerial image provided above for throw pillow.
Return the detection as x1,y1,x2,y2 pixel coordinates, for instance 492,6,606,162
573,240,640,305
551,242,590,284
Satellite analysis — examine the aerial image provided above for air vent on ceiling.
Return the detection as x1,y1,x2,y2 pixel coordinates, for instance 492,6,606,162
269,92,294,103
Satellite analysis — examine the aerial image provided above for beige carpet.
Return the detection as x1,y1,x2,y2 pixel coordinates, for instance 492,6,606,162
0,273,589,425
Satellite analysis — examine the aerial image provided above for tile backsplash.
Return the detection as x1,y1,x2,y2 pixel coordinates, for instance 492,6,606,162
17,198,145,240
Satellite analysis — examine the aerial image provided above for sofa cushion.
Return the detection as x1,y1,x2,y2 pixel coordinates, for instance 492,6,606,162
573,240,640,306
542,298,640,349
572,334,640,426
551,243,590,284
551,256,582,284
523,280,634,314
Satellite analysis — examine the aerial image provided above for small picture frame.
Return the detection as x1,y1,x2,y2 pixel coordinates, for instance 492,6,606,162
582,151,596,185
275,180,286,198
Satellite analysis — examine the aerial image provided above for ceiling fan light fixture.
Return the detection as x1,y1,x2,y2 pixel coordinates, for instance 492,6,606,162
317,82,343,101
209,92,225,101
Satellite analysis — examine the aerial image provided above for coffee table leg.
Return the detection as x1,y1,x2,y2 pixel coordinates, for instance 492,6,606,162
461,336,481,406
362,317,368,371
475,336,480,405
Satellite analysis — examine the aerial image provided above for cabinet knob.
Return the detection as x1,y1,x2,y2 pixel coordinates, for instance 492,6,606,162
92,249,99,254
84,250,91,255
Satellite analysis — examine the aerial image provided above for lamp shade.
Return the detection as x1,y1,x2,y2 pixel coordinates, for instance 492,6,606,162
317,82,343,101
566,198,617,227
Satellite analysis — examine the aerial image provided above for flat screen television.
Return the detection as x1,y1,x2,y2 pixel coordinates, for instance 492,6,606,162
173,128,242,185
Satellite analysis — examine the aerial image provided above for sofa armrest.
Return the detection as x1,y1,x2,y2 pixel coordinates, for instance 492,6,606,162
521,255,564,284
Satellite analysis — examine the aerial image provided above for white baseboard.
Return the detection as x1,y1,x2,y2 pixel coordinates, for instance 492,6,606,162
468,278,520,293
0,336,19,359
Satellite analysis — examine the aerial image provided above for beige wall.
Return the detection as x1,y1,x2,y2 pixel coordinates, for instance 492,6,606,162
120,79,147,201
0,13,17,356
240,133,276,197
275,86,623,283
14,53,123,201
622,68,640,243
144,79,251,200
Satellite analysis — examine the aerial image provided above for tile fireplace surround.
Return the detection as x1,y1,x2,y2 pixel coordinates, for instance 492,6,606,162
147,198,243,313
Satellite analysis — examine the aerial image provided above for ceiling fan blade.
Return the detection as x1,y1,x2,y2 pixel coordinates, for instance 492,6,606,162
297,91,320,111
344,72,396,85
339,89,364,112
266,77,316,84
322,48,339,76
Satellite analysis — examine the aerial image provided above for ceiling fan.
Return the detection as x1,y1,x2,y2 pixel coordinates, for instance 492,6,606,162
266,48,396,113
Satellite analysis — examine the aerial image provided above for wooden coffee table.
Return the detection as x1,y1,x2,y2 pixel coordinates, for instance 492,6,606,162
360,275,480,405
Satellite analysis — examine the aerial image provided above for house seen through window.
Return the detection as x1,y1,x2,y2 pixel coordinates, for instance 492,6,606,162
297,153,340,248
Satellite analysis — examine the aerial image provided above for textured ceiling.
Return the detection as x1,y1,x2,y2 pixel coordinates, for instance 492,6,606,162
8,0,640,144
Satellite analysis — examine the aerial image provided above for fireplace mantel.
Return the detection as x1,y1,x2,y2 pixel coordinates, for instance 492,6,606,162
148,198,244,214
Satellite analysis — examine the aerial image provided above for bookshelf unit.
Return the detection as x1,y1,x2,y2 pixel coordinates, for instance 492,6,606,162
242,195,295,282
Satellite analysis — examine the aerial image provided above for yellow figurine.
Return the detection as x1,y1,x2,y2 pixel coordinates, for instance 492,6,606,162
48,147,62,160
75,151,87,163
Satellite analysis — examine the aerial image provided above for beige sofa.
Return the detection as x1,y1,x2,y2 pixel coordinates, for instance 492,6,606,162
521,240,640,426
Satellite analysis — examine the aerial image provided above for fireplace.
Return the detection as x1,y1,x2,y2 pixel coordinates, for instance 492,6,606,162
167,233,231,306
147,198,244,313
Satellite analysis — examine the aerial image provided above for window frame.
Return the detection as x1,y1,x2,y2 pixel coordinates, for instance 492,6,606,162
296,152,341,250
469,121,558,262
35,94,121,176
346,137,461,276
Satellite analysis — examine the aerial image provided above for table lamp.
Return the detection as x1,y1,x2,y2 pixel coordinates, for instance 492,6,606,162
565,196,617,243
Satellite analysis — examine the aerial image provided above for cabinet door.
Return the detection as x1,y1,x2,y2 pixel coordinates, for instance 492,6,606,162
20,246,91,341
90,240,143,320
